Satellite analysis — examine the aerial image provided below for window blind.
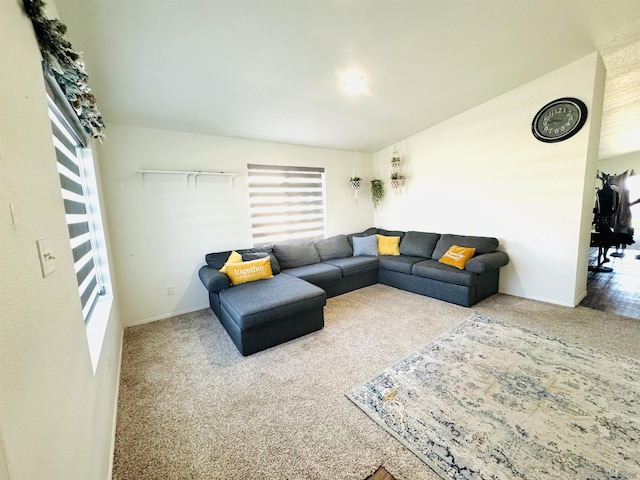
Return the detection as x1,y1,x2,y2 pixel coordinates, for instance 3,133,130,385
248,164,326,245
48,94,103,323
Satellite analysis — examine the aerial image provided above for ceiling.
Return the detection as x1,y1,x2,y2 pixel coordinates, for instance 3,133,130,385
55,0,640,157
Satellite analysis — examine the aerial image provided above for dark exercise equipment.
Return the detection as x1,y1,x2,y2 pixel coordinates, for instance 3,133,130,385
590,172,635,272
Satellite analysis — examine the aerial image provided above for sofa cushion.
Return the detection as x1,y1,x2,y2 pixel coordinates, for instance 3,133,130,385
377,228,406,240
205,250,233,269
272,240,321,269
412,259,475,287
219,274,326,331
438,245,476,270
324,256,379,276
377,235,400,255
378,255,424,274
346,227,378,246
353,235,378,256
399,231,441,258
432,234,499,259
219,251,243,273
225,256,273,285
240,250,281,275
314,235,353,261
281,263,342,284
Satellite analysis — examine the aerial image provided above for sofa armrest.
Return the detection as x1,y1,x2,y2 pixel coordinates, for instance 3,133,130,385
198,265,231,293
465,251,509,274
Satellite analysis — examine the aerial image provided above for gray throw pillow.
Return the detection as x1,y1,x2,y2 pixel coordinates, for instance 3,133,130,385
314,235,353,261
352,235,378,256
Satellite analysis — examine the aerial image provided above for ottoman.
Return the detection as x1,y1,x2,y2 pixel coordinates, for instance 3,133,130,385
218,273,327,355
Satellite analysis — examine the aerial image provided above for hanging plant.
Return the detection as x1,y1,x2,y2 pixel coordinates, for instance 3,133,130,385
23,0,105,140
390,172,405,189
350,176,362,198
370,179,385,210
391,146,400,168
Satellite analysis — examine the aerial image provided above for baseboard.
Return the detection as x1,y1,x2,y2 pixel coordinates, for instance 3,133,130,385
522,294,577,308
107,325,124,480
574,289,588,306
126,305,210,328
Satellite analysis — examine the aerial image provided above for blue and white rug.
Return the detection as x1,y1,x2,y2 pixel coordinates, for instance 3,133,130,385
347,313,640,480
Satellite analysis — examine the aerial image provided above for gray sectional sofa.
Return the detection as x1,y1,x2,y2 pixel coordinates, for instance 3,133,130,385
199,227,509,355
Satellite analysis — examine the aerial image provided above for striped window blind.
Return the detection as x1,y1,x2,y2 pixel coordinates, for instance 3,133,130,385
47,93,104,323
248,164,326,245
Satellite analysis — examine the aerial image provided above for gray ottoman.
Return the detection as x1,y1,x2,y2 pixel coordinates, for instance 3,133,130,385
218,273,326,355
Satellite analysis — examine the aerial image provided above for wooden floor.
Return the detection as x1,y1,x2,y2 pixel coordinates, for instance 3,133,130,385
581,247,640,319
366,466,396,480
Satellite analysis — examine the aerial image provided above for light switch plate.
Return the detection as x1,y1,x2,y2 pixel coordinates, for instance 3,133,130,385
36,238,56,277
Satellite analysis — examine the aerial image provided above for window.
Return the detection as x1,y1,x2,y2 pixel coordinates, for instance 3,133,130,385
46,83,110,325
247,164,326,245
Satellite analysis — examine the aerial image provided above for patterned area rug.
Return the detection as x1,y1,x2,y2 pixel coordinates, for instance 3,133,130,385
347,313,640,480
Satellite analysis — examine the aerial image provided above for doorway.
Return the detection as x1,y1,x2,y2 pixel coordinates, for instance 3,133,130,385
580,172,640,319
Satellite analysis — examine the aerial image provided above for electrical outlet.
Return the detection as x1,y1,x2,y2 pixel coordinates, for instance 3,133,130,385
36,238,56,277
166,285,174,295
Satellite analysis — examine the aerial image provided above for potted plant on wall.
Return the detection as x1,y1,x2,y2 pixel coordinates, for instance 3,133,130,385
350,176,361,198
370,179,385,210
390,172,405,189
391,148,400,169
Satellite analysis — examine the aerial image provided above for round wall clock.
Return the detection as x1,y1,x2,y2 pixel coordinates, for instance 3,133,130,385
531,97,588,143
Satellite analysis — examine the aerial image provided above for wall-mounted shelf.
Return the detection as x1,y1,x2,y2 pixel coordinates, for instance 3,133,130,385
137,169,239,188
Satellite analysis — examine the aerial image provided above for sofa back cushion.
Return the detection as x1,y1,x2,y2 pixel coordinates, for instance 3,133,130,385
346,227,379,246
272,239,322,269
433,234,499,259
399,231,441,258
240,250,281,275
314,235,353,261
376,228,406,240
205,251,233,269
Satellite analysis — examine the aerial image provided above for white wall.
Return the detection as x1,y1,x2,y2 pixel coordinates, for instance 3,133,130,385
374,53,605,307
98,125,374,326
598,150,640,175
0,2,123,479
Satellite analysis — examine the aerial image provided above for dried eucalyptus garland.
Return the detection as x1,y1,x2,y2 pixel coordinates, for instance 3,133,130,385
23,0,105,140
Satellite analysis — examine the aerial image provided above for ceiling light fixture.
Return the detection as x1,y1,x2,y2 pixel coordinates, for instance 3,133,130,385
341,70,365,94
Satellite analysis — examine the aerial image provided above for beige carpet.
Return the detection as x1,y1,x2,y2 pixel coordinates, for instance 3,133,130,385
113,285,640,480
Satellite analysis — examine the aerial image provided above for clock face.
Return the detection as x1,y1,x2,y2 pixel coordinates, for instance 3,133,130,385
532,97,588,143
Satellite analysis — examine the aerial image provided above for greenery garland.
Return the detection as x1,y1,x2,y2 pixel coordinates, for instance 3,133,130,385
370,179,385,211
23,0,105,140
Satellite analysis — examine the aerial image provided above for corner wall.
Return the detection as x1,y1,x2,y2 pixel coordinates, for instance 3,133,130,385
0,2,123,479
373,53,606,307
98,125,374,326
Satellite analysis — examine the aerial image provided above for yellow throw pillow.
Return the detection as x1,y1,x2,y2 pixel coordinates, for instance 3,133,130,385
219,251,242,274
377,234,401,256
438,245,476,270
224,256,273,286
